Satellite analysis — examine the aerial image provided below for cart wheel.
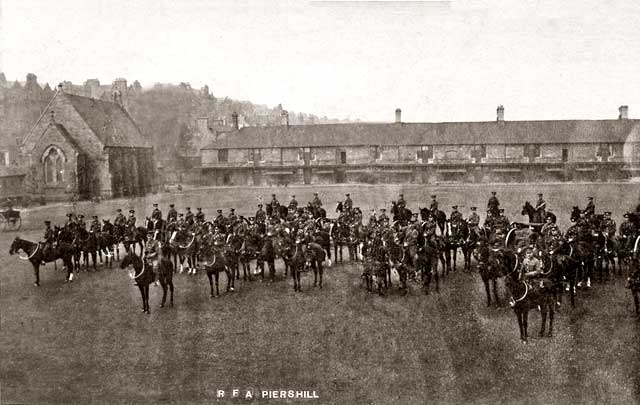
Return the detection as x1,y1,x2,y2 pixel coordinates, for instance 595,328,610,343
7,217,21,231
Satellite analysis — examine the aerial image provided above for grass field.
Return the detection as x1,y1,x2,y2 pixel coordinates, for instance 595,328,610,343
1,183,640,404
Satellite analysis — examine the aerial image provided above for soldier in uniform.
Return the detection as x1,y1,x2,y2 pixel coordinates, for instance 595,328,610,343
619,212,637,253
42,220,55,261
114,209,126,228
185,207,195,226
269,194,280,217
378,208,389,225
65,213,76,229
176,213,186,230
535,193,547,219
166,204,178,222
429,195,439,212
450,205,463,222
311,192,322,209
214,209,226,228
195,207,205,223
585,197,595,218
255,204,266,223
368,209,378,227
289,195,298,211
397,193,406,209
487,191,500,217
344,193,353,212
602,211,616,238
90,215,101,233
467,207,480,235
540,214,558,239
151,203,162,221
228,208,238,224
76,215,86,230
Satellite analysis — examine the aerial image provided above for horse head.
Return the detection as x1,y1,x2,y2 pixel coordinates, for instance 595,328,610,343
521,201,532,216
8,236,22,255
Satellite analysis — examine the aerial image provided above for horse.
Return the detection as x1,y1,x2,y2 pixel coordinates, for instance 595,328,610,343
330,220,351,262
200,246,233,297
304,241,327,288
544,246,579,308
446,219,470,272
570,206,581,223
417,233,442,294
9,237,75,286
474,238,513,307
169,229,198,274
391,201,412,225
77,228,99,271
258,236,277,282
145,217,167,242
361,237,388,295
504,267,556,343
289,240,306,292
521,202,544,227
120,251,156,314
156,244,174,308
123,226,147,255
95,230,116,268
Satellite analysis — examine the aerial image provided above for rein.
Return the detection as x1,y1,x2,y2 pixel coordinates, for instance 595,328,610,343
19,241,40,260
128,257,146,279
513,280,528,303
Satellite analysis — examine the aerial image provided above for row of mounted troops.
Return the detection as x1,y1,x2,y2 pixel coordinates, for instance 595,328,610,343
7,191,640,324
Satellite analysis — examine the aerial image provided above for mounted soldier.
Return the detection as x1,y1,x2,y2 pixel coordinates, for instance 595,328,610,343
289,195,298,211
214,209,227,229
255,204,266,224
166,204,178,223
449,205,463,223
467,207,480,236
397,193,406,209
65,213,77,230
90,215,101,233
535,193,547,220
602,211,616,238
126,210,136,231
228,208,238,225
102,218,114,234
344,193,353,212
195,207,205,223
176,213,186,231
185,207,195,226
311,192,322,210
378,208,389,226
76,215,86,230
151,203,162,221
42,220,55,261
487,191,500,217
585,196,595,218
429,195,438,212
114,208,126,228
269,194,280,218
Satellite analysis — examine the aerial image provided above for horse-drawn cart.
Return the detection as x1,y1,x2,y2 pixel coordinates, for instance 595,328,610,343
0,208,21,231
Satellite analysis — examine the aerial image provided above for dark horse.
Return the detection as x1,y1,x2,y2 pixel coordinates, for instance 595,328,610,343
391,201,412,224
625,258,640,316
419,208,447,234
521,202,544,227
266,204,289,219
9,237,75,286
505,268,556,343
474,238,514,307
120,251,156,314
201,247,234,297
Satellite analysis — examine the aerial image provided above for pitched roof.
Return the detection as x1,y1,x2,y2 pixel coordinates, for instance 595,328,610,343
202,119,640,149
52,123,86,155
64,93,150,148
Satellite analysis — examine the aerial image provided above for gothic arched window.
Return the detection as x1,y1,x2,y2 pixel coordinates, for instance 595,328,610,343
41,145,66,185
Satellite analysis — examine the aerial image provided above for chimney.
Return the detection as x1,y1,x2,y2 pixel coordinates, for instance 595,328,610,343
497,105,505,122
57,83,64,93
281,110,289,127
231,112,239,130
50,110,55,123
395,108,402,123
619,105,629,120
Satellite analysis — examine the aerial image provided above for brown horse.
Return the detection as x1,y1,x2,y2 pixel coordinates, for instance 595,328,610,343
9,237,75,286
505,268,556,343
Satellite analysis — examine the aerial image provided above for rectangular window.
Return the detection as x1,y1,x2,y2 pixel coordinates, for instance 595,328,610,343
303,147,312,161
596,144,610,159
417,145,433,161
218,149,228,163
340,151,347,164
248,148,261,162
472,145,486,159
0,151,6,166
371,146,380,160
562,148,569,162
611,143,623,157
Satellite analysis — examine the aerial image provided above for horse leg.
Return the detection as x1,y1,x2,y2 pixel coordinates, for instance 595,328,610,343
137,284,145,312
633,289,639,316
92,252,97,271
169,278,174,306
433,260,439,293
228,267,235,292
269,260,275,282
483,279,491,307
145,285,150,313
452,248,457,272
226,268,232,292
492,279,500,307
548,305,554,337
208,272,214,297
522,310,529,342
540,308,547,337
160,279,167,308
318,261,323,289
215,272,221,296
32,264,40,286
516,310,525,342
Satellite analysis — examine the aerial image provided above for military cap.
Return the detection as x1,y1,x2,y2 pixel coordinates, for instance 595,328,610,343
272,194,276,197
499,208,504,212
624,212,630,218
186,207,191,210
491,191,496,195
78,214,84,219
257,204,263,207
291,195,295,198
197,207,202,210
178,213,184,217
153,203,158,207
470,207,477,210
399,193,404,196
217,209,223,213
345,193,350,196
588,197,593,200
230,208,235,212
169,204,174,208
67,213,73,217
452,205,458,209
538,193,543,196
129,210,135,214
604,211,611,215
103,218,110,222
380,208,386,212
431,195,436,199
116,209,122,212
44,220,51,225
92,215,98,219
314,192,318,195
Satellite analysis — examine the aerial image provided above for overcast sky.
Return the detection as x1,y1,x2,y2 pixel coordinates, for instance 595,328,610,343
1,0,639,122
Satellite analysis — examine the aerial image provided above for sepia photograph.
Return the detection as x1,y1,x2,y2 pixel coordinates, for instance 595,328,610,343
1,0,639,403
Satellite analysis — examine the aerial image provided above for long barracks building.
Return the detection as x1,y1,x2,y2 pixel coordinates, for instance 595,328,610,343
200,106,640,186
